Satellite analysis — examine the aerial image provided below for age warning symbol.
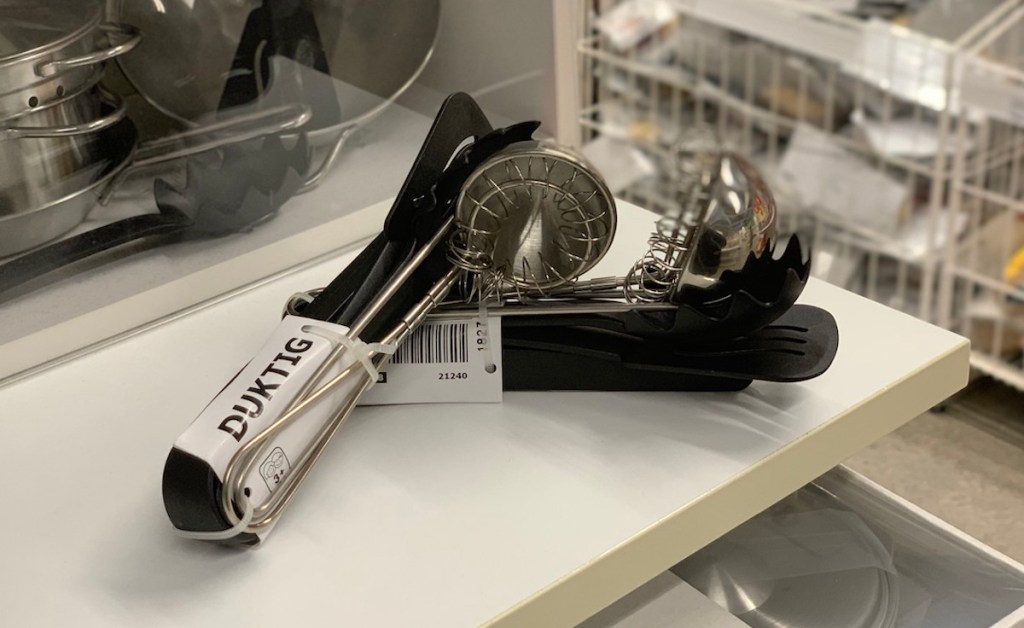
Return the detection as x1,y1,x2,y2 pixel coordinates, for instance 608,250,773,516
259,447,291,491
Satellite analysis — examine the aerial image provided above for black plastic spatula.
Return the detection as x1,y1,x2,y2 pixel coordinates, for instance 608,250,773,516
502,304,839,391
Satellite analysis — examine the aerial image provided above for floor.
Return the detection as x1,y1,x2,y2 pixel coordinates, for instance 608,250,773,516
848,377,1024,562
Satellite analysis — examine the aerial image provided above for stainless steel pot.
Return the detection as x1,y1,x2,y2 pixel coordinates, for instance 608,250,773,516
0,115,136,257
0,0,140,124
0,103,311,257
0,74,127,217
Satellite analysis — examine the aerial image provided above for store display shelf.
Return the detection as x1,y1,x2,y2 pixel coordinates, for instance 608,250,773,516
0,201,969,627
581,33,952,169
950,266,1024,299
960,27,1024,126
580,40,823,153
950,296,1024,389
583,0,1024,336
668,0,955,73
582,74,946,185
970,351,1024,392
677,0,1015,121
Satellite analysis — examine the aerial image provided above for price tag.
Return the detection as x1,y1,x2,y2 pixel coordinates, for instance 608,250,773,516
360,316,503,405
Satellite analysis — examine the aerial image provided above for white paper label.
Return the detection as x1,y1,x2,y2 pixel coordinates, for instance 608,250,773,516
361,316,503,405
174,316,367,518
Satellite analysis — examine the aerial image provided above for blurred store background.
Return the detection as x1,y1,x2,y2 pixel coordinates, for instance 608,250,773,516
562,0,1024,562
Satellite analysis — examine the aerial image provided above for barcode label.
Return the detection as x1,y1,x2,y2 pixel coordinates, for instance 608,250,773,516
391,322,469,365
362,316,502,405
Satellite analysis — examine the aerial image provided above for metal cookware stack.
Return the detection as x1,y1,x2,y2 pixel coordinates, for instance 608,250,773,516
0,0,139,256
0,0,442,298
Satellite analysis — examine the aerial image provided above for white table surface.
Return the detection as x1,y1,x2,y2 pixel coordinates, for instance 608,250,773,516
0,202,969,627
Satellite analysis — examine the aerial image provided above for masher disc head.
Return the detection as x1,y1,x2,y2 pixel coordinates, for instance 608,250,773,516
454,141,616,292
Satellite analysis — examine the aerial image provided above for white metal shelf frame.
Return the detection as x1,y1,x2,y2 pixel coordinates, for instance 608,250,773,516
940,2,1024,390
579,0,1007,322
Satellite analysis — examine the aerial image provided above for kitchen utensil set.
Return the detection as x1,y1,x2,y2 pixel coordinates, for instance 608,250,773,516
164,93,839,545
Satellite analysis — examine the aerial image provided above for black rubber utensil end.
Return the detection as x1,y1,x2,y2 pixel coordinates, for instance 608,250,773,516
162,447,258,547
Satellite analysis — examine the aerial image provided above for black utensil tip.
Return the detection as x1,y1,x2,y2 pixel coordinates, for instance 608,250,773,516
162,447,259,547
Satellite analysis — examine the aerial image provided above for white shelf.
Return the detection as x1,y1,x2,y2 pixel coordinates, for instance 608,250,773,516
672,0,1024,124
0,201,969,627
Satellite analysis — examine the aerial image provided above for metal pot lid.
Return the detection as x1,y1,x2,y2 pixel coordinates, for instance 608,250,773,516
0,0,103,64
673,487,900,628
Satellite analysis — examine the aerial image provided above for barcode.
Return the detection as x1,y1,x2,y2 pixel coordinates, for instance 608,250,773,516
391,323,469,364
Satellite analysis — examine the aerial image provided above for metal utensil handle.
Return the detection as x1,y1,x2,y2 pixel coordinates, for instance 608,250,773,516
130,103,313,168
1,90,127,139
36,24,142,77
229,267,461,534
221,225,460,532
297,126,355,193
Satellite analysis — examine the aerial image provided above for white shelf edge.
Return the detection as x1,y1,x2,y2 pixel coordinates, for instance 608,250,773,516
487,337,970,627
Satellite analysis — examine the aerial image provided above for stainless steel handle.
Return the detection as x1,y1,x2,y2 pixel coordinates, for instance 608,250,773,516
131,103,313,168
1,90,127,139
296,126,355,193
36,24,142,77
97,102,312,206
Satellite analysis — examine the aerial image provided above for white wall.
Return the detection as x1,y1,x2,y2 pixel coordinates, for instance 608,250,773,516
400,0,560,137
